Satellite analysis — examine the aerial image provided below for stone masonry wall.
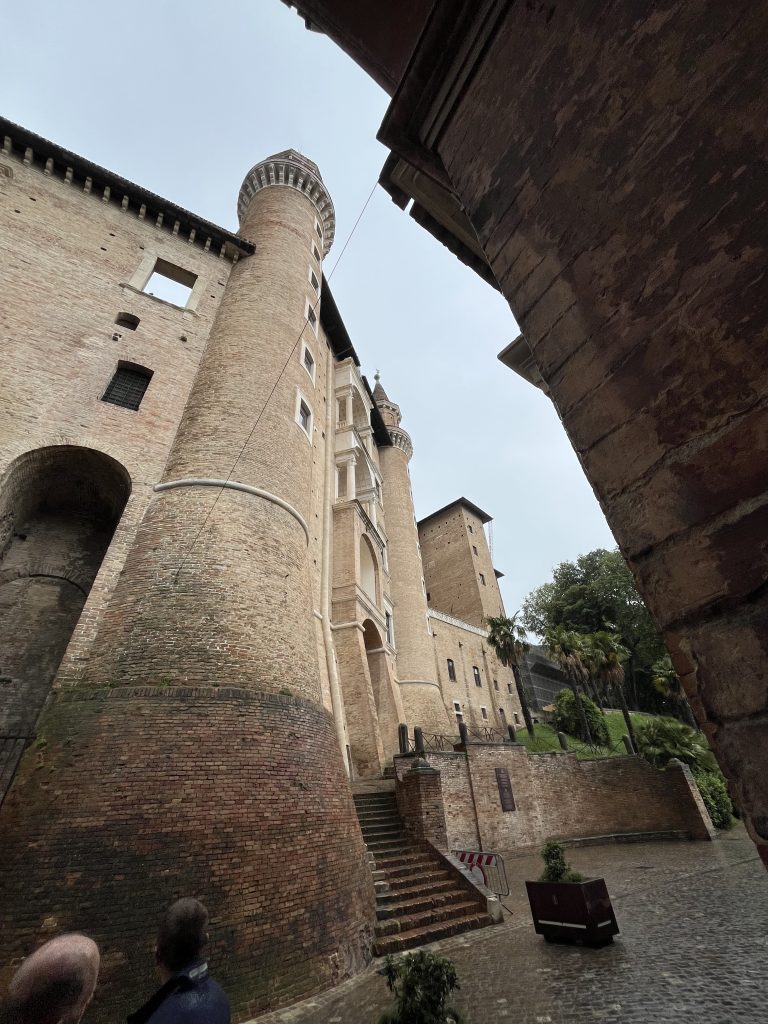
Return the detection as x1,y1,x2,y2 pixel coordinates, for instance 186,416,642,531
436,1,768,862
0,688,375,1022
397,744,714,853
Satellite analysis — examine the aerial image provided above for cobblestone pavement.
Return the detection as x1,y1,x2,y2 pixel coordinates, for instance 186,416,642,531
251,827,768,1024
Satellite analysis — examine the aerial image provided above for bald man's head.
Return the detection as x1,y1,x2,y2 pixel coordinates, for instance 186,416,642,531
4,935,100,1024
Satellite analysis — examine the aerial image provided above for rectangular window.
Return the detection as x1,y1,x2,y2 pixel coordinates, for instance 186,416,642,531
299,401,311,433
493,679,499,691
481,706,488,720
447,659,456,682
472,545,478,555
468,524,474,534
101,363,153,411
315,220,323,240
307,303,318,332
312,242,321,262
507,682,513,695
143,258,197,308
385,611,393,646
479,573,486,586
337,464,347,499
302,344,316,382
473,666,481,687
453,701,463,726
499,707,506,719
309,269,320,293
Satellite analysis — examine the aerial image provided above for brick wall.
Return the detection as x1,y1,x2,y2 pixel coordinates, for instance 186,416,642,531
0,688,375,1022
434,2,768,861
401,744,714,853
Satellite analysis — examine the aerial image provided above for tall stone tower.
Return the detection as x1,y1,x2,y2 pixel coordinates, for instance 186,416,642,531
0,151,375,1020
374,378,451,733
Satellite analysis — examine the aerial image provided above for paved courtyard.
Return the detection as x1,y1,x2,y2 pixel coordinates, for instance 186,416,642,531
252,826,767,1024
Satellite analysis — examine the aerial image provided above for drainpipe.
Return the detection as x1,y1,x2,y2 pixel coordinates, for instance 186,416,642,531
321,350,348,773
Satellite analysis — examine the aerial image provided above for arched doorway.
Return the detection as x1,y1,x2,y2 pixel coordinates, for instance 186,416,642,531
0,446,130,748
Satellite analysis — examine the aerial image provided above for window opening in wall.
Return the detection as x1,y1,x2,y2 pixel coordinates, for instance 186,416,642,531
473,666,481,687
312,243,321,262
307,304,317,332
115,312,140,331
472,544,478,555
493,679,499,691
426,591,431,601
143,259,197,307
337,464,347,499
507,682,513,694
302,345,315,380
481,706,488,720
453,701,463,726
101,362,153,411
385,611,393,646
513,712,520,725
468,524,474,533
499,707,506,720
298,399,312,434
447,658,456,682
479,573,486,586
315,221,323,240
309,269,320,293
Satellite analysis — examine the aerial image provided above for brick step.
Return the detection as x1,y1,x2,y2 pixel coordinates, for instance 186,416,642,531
376,877,457,903
370,851,434,871
354,801,397,814
355,810,401,824
383,868,453,890
366,839,411,855
376,888,472,920
373,913,493,957
353,792,396,804
375,899,484,936
359,823,405,838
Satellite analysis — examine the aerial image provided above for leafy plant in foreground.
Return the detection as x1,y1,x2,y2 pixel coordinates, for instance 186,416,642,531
539,839,584,884
378,951,463,1024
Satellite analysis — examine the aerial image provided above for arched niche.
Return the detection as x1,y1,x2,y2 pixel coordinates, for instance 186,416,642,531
359,534,378,603
0,446,131,739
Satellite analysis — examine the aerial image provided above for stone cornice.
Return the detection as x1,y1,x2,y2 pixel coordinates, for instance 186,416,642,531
388,426,413,460
238,150,336,255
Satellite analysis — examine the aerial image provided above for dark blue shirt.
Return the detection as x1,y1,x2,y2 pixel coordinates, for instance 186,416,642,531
127,961,230,1024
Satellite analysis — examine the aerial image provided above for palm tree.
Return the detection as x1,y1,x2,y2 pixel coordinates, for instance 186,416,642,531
590,631,637,751
543,626,594,746
652,653,697,729
485,612,534,737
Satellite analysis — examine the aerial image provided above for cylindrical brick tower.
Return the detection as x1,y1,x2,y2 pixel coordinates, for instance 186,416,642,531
375,378,452,734
0,153,375,1021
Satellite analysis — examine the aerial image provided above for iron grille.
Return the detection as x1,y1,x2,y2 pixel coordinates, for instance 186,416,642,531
102,365,152,411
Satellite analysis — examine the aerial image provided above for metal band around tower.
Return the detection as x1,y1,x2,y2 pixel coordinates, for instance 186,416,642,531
153,478,310,543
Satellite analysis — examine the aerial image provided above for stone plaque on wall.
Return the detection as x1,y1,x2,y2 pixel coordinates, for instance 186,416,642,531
496,767,515,812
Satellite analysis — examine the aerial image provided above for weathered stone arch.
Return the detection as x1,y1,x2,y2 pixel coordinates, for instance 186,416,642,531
0,445,131,750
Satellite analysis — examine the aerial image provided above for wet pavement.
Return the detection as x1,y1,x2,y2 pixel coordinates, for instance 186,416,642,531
251,826,768,1024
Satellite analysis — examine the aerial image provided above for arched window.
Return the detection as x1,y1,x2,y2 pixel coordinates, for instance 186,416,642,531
359,536,378,602
447,658,456,681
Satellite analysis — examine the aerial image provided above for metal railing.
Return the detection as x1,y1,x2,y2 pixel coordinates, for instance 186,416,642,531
452,849,509,896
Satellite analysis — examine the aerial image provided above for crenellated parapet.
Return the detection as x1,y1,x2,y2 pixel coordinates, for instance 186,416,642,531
238,149,336,255
388,426,413,461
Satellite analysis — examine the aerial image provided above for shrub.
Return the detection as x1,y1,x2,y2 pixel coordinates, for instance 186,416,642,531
539,839,584,883
553,688,609,746
378,951,463,1024
693,769,734,830
634,716,716,772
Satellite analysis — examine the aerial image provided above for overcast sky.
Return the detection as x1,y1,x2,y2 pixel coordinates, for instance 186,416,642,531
1,0,616,616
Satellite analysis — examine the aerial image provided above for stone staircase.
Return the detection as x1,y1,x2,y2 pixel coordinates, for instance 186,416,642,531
353,788,494,956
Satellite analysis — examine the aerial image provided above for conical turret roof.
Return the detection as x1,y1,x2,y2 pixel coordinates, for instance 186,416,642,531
372,371,390,404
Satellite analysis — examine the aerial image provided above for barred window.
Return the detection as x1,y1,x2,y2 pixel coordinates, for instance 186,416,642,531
101,363,152,411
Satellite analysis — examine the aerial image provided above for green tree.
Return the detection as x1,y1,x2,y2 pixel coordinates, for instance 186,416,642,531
379,951,463,1024
522,548,666,710
485,612,534,736
543,626,594,746
651,653,697,728
588,631,638,751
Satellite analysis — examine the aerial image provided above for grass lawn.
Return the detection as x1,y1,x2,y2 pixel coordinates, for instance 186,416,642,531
514,710,647,760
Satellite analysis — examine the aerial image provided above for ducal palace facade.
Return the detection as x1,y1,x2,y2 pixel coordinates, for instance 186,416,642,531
0,118,522,1016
